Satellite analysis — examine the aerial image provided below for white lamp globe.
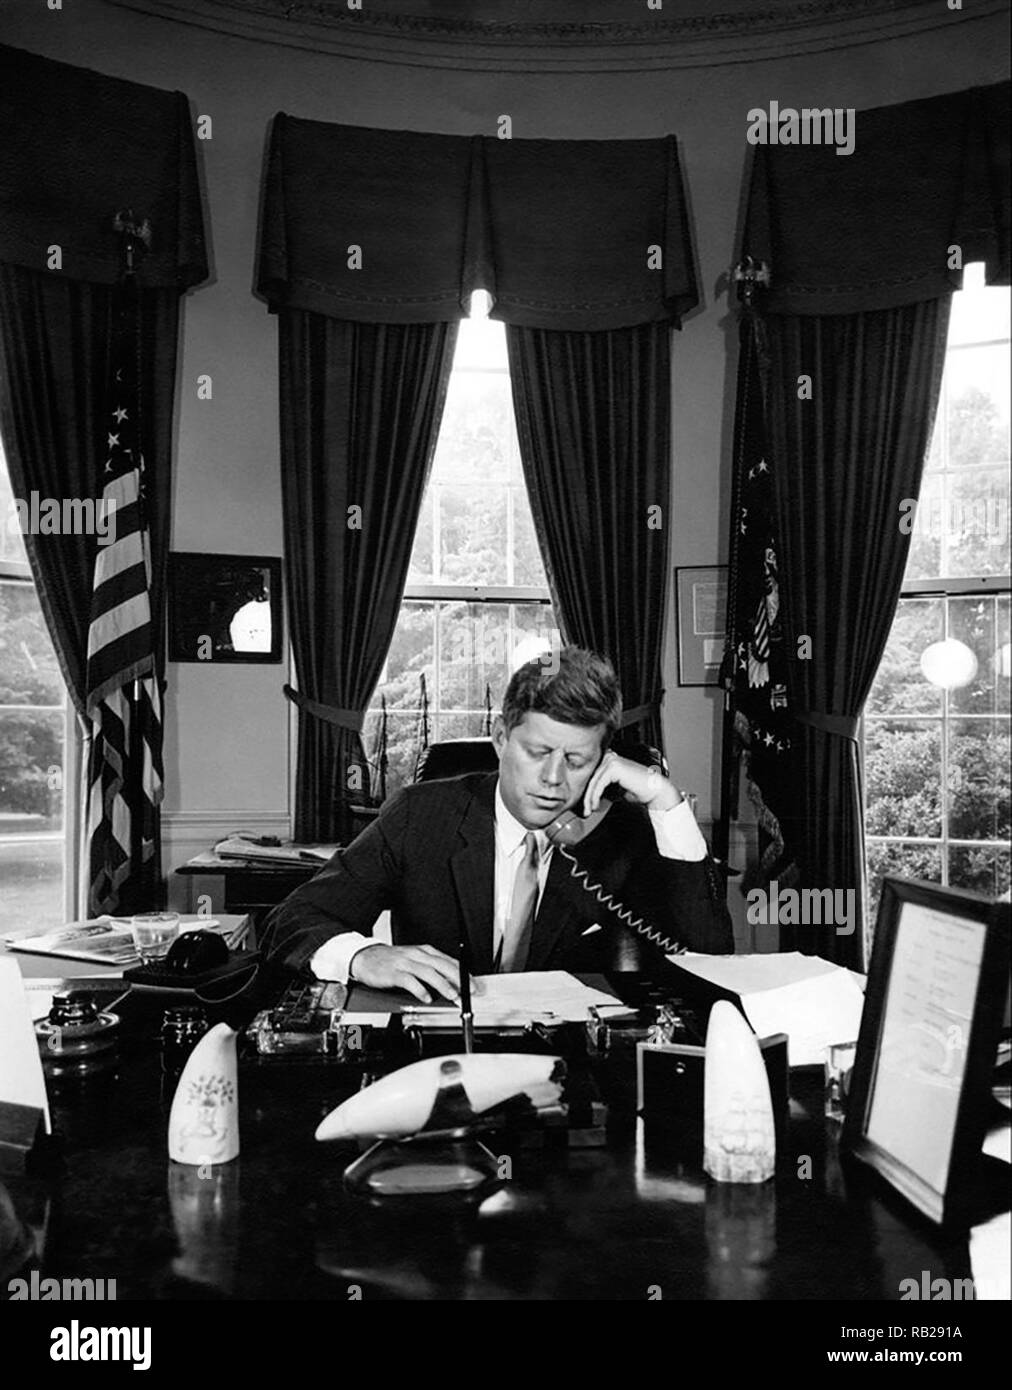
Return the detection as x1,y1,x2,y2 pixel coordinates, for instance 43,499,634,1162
919,638,978,690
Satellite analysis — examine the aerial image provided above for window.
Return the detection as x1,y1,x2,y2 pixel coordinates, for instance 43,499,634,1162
0,441,71,933
366,302,555,796
864,265,1010,926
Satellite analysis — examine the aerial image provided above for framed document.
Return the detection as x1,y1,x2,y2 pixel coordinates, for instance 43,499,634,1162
842,877,1010,1228
675,566,727,687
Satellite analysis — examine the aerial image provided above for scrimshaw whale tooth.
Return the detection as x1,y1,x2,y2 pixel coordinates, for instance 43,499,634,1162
315,1053,565,1142
168,1022,239,1165
703,1001,775,1184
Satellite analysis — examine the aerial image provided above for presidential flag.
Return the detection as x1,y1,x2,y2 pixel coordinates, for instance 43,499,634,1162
85,273,163,916
721,311,798,893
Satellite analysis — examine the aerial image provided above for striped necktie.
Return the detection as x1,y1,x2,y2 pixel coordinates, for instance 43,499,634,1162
498,831,540,973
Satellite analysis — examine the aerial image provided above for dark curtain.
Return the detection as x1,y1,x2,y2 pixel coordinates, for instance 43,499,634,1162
0,266,179,713
506,322,671,752
279,312,458,842
257,116,697,330
760,298,951,964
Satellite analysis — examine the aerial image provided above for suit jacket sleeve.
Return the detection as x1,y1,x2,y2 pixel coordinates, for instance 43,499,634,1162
563,803,733,970
258,788,411,973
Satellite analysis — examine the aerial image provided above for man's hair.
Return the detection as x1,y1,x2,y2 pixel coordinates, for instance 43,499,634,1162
501,646,622,742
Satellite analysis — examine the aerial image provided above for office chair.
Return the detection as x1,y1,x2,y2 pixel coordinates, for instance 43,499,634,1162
414,737,498,782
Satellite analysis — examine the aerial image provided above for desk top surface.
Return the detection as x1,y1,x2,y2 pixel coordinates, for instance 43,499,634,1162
3,986,986,1302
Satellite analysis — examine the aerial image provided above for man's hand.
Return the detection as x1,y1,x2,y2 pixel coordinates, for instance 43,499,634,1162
348,942,478,1004
582,750,684,817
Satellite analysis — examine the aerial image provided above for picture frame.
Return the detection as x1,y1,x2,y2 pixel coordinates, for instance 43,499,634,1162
167,553,283,664
674,565,727,687
842,876,1010,1229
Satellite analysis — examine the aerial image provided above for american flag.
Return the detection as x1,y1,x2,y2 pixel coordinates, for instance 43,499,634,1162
85,266,163,916
721,309,798,895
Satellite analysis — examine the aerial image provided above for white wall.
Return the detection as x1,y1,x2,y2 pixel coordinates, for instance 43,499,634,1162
1,0,1007,898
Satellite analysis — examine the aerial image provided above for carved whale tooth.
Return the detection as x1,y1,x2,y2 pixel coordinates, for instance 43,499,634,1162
168,1023,239,1166
316,1053,565,1142
703,1002,776,1184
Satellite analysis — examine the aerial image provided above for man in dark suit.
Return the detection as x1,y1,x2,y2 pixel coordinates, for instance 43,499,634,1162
261,647,732,1000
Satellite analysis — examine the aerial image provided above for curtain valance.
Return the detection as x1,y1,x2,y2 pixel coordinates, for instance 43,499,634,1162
742,81,1009,314
0,44,208,289
256,115,697,329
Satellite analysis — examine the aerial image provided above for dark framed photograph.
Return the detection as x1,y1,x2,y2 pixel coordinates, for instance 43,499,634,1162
168,553,283,664
675,565,727,686
842,876,1010,1228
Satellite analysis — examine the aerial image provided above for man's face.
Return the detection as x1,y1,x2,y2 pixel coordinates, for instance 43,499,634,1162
493,711,606,830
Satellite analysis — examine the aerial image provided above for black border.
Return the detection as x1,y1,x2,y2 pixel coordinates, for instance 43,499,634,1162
842,875,1010,1229
167,552,283,664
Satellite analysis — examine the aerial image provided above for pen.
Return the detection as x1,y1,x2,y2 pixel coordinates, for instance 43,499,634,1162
458,934,474,1054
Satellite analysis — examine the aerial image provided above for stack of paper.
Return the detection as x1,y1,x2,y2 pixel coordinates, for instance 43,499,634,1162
670,951,866,1066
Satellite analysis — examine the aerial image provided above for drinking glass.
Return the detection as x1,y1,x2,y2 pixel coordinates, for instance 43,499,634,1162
824,1040,857,1122
131,912,180,963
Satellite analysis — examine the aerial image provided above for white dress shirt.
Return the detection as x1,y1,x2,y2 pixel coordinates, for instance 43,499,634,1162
309,780,708,982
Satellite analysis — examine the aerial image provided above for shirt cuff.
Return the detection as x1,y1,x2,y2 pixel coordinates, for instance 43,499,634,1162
648,799,708,861
309,931,376,983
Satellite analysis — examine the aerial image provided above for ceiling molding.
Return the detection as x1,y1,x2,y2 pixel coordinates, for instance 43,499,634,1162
103,0,1006,72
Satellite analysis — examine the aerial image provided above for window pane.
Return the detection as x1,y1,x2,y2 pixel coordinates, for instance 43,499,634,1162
998,596,1010,717
361,711,423,795
945,467,1010,577
0,458,29,566
949,594,1005,714
0,838,64,936
379,601,435,694
864,720,942,838
948,718,1010,841
434,710,489,743
944,351,1010,467
903,471,944,580
512,491,545,587
435,374,513,486
406,489,434,585
0,580,65,707
948,263,1011,345
438,483,508,585
0,709,64,833
438,601,510,711
866,598,943,716
948,845,1011,899
866,841,943,927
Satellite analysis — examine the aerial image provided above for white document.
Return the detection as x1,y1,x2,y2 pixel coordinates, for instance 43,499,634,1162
0,956,51,1132
673,951,866,1066
405,970,625,1025
865,903,984,1197
969,1210,1012,1301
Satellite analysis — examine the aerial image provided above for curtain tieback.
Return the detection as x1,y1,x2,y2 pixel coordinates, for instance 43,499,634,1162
283,685,365,734
794,710,860,743
621,697,663,727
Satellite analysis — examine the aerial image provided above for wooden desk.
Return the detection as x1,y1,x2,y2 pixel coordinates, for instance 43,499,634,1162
1,983,991,1303
1,914,252,980
174,850,323,923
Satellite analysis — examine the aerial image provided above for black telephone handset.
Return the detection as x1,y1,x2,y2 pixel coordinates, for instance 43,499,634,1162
544,782,687,957
543,781,625,848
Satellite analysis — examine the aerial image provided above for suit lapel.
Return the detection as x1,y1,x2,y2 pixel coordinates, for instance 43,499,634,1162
449,776,498,975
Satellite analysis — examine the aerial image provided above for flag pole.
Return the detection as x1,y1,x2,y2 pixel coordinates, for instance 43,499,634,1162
715,257,770,874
